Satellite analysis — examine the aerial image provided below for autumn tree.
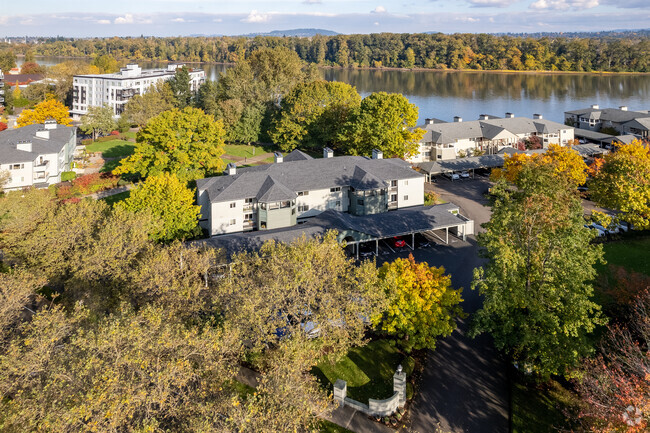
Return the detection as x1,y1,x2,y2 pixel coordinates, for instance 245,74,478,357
80,104,116,139
376,254,464,352
122,81,174,127
573,289,650,432
269,80,361,153
0,50,16,72
588,139,650,230
113,107,226,181
20,61,45,74
116,173,201,242
91,54,119,73
340,92,424,158
471,162,605,378
0,169,10,191
168,66,192,108
16,95,72,127
46,61,100,104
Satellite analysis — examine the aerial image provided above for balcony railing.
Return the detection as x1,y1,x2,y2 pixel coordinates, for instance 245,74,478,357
34,161,50,172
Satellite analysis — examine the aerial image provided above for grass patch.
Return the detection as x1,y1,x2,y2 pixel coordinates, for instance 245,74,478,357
223,144,275,158
511,376,579,433
598,236,650,276
318,420,354,433
101,158,123,174
61,171,76,182
86,139,135,158
312,339,405,403
122,131,137,140
101,190,131,206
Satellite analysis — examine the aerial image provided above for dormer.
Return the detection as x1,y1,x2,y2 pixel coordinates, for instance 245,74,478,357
16,140,32,152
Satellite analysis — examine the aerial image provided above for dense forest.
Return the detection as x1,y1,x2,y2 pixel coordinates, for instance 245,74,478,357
3,32,650,72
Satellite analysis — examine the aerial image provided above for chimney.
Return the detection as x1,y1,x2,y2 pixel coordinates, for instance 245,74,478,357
274,152,283,163
591,104,599,110
425,118,434,125
453,116,462,123
619,105,628,111
533,113,543,120
372,149,383,160
35,129,50,139
323,147,334,158
505,112,514,119
16,140,32,152
226,163,236,175
44,119,57,130
479,114,489,120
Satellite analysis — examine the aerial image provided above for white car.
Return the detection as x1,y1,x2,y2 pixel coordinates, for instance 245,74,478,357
445,172,460,181
591,223,619,234
460,171,470,179
584,224,606,237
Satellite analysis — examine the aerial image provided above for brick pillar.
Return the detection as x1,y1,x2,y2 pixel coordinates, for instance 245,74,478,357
393,367,407,407
333,379,347,407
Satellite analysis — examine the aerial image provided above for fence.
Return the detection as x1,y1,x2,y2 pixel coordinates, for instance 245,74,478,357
333,366,407,417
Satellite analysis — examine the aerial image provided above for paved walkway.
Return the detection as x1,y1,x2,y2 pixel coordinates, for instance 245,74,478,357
223,152,275,166
89,184,135,200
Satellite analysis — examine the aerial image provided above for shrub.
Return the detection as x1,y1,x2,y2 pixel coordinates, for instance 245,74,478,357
81,138,93,146
0,122,7,131
424,191,439,206
71,173,119,195
406,383,414,400
61,171,76,182
110,130,120,136
402,356,415,376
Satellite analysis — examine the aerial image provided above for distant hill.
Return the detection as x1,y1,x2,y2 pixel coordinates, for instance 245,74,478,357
494,29,650,39
240,29,338,38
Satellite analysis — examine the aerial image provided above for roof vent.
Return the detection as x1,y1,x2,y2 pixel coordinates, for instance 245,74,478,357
453,116,462,123
35,129,50,139
533,113,543,120
479,114,490,120
372,149,383,160
16,140,32,152
591,104,599,110
323,147,334,158
274,152,283,164
425,118,435,125
505,112,514,118
44,119,57,130
226,163,236,175
619,105,628,111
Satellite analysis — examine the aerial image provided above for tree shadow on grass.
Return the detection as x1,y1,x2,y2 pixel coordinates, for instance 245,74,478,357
102,144,135,158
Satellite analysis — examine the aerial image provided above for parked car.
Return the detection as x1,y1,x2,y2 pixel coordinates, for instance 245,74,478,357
584,224,606,237
393,237,406,248
591,222,620,235
460,171,470,179
444,172,460,181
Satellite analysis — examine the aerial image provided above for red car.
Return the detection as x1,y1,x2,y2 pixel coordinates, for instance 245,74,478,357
393,237,406,248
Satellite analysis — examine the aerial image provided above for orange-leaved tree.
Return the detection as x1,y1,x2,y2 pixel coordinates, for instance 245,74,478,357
16,95,72,128
588,139,650,230
375,254,464,352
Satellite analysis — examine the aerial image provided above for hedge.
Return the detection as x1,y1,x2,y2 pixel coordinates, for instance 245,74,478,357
61,171,76,182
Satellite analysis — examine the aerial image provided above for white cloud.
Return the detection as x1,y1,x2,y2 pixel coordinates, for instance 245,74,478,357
456,16,480,22
530,0,599,10
114,14,134,24
242,10,271,23
303,0,322,3
213,18,223,22
372,6,387,13
97,19,111,24
20,18,33,25
0,16,9,25
171,18,186,22
374,21,380,25
467,0,518,7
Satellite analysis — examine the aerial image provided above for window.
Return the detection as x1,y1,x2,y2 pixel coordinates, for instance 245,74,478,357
280,201,291,208
390,194,397,202
297,191,309,196
229,202,236,208
10,164,24,170
404,195,408,201
269,202,280,210
244,213,253,221
330,187,341,193
390,180,397,187
229,219,236,225
260,221,267,229
245,197,254,204
336,200,341,207
298,204,310,212
357,199,364,206
404,180,409,185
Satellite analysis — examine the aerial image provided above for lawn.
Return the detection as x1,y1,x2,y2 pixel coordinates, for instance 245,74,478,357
511,376,580,433
312,339,406,403
599,236,650,276
122,131,137,140
101,190,131,206
318,420,354,433
86,139,136,158
223,144,275,159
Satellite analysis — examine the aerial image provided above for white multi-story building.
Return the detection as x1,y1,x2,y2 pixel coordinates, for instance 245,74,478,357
410,113,575,162
196,149,425,236
564,105,650,139
70,64,205,119
0,120,76,190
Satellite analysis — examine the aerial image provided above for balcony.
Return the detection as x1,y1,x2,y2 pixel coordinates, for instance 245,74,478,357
34,161,50,172
243,221,255,230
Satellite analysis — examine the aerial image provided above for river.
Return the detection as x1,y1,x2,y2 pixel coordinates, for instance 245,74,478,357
20,56,650,124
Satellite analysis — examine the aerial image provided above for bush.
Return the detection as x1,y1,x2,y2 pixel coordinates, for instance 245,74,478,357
406,382,414,400
61,171,76,182
81,138,93,146
110,130,120,136
402,356,415,376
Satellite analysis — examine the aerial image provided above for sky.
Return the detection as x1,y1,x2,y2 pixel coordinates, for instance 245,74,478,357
2,0,649,37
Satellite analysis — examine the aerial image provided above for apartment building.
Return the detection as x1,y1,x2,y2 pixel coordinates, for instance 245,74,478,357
411,113,574,162
564,105,650,139
0,120,76,190
70,64,205,119
196,149,425,236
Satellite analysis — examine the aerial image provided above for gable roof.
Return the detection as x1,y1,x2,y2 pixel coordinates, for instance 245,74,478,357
565,107,650,124
283,149,314,162
196,155,422,204
622,117,650,131
0,124,76,165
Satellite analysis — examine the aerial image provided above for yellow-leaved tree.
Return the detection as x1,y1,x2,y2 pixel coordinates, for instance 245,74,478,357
16,95,72,128
376,254,464,352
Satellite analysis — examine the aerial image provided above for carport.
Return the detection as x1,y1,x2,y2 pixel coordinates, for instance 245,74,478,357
417,154,506,181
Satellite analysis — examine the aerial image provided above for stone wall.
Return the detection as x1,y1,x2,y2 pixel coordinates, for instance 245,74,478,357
333,367,407,417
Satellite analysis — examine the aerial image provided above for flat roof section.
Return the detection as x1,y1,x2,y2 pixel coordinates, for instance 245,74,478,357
194,203,472,256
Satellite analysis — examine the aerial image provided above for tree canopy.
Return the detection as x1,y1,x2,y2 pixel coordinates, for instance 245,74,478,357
80,104,116,139
113,107,226,181
16,95,72,127
121,81,175,127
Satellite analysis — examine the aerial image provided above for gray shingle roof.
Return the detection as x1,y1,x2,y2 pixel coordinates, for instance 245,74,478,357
0,124,76,165
622,117,650,131
257,175,297,202
196,156,423,204
565,107,650,123
283,149,314,162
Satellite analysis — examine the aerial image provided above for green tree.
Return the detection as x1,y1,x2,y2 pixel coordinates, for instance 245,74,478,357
269,80,361,153
471,163,605,378
80,104,116,140
340,92,424,158
588,139,650,230
24,50,35,63
113,107,226,181
376,254,464,352
91,54,119,73
168,66,192,109
122,81,174,127
116,173,200,242
0,50,16,73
